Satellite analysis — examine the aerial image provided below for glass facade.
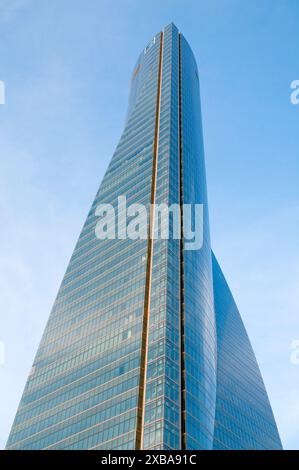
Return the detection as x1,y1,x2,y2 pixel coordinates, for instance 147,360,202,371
6,23,282,450
212,254,282,449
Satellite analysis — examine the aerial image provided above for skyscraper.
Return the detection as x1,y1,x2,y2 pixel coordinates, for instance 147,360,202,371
6,23,282,450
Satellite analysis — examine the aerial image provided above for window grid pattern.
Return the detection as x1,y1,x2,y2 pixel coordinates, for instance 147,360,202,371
6,31,163,451
180,34,217,450
6,23,282,451
212,254,282,450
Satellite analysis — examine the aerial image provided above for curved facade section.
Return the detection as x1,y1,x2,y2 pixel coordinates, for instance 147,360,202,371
180,34,217,449
212,253,282,449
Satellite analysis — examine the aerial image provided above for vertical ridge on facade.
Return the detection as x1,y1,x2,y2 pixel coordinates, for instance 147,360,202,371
135,30,164,450
178,32,186,450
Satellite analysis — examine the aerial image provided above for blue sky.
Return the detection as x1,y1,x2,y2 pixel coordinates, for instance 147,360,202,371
0,0,298,449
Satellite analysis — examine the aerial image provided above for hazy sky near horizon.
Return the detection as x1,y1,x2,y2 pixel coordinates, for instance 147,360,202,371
0,0,298,449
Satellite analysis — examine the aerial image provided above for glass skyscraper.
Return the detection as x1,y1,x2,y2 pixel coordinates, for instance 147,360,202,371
6,23,282,450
